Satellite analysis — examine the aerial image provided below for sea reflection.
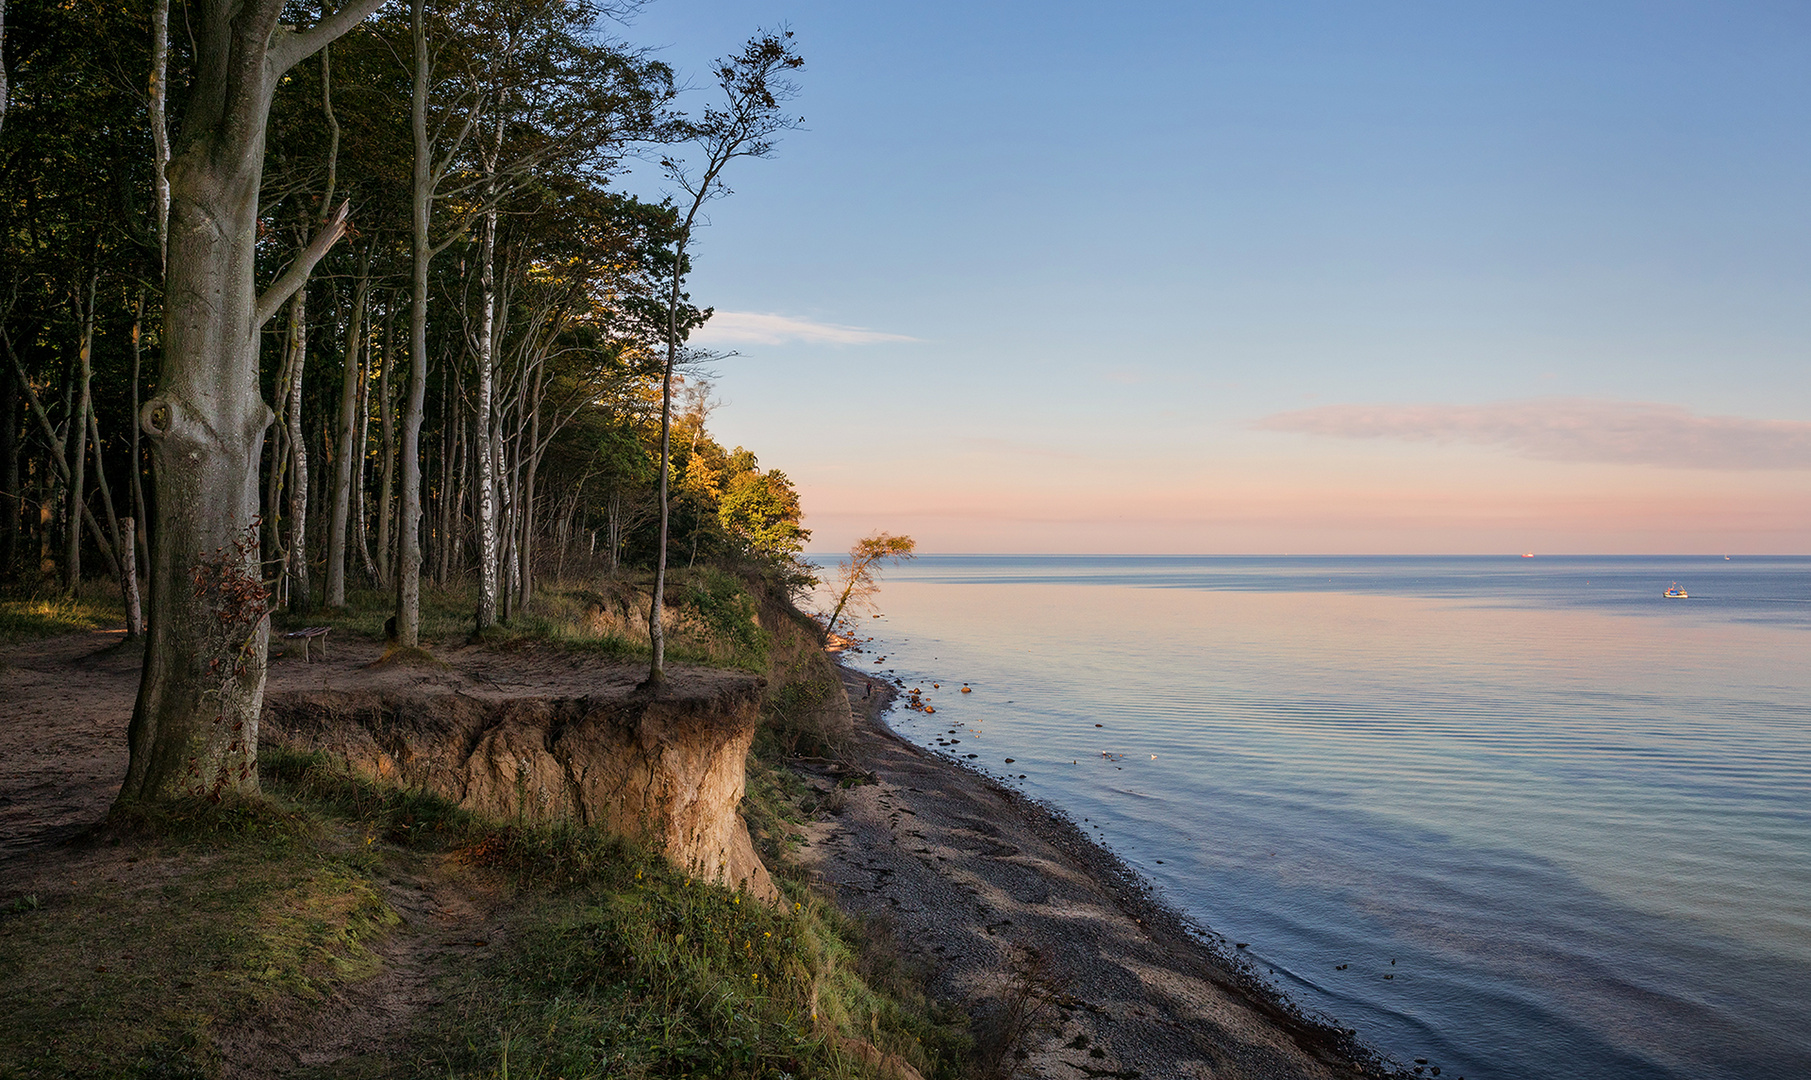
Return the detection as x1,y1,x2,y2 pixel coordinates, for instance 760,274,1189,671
826,556,1811,1080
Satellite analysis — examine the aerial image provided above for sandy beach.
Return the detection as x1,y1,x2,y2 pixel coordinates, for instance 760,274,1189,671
797,662,1389,1080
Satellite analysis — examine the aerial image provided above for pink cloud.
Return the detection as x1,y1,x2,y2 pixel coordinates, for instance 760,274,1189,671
1255,398,1811,470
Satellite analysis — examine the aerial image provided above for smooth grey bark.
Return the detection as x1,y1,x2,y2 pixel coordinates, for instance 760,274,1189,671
122,517,143,635
375,298,395,586
395,0,478,646
394,0,431,647
326,247,370,606
120,0,379,805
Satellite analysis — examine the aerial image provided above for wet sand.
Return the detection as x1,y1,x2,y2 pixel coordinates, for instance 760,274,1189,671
794,662,1393,1080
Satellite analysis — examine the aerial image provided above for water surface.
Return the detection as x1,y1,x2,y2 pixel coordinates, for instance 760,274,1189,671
816,555,1811,1080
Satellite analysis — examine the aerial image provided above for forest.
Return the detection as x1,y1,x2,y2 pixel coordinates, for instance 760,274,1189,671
1,0,813,794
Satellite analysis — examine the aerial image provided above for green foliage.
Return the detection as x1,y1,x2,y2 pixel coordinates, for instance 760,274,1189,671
718,462,810,561
675,567,771,672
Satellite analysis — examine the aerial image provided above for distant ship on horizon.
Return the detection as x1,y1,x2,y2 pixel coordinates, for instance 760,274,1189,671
1666,583,1689,598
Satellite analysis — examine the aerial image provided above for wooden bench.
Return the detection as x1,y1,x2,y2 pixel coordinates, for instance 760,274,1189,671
283,626,331,662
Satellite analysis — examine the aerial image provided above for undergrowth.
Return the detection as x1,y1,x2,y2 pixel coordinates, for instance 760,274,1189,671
284,568,772,674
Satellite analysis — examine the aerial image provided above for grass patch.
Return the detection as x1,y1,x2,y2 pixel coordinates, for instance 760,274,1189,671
0,798,397,1080
285,570,771,674
0,586,127,645
2,751,968,1079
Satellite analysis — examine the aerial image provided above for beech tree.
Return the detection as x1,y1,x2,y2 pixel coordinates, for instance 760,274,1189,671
5,2,819,801
119,0,383,804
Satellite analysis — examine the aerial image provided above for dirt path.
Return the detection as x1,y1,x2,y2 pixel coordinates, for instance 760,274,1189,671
0,631,503,1078
797,664,1384,1080
0,630,141,861
215,844,504,1079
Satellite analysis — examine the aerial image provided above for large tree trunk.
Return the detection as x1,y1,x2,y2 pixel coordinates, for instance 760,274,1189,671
120,0,376,806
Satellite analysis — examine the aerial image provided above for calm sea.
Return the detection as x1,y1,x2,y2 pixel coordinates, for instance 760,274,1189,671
811,555,1811,1080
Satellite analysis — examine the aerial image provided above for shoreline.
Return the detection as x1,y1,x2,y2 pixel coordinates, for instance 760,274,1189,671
800,657,1397,1079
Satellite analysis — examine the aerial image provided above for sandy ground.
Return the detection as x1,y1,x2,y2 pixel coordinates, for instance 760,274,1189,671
797,664,1386,1080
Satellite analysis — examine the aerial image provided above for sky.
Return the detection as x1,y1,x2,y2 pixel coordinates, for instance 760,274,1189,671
617,1,1811,554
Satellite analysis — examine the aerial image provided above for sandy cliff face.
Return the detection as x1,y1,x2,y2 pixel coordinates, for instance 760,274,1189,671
263,679,776,900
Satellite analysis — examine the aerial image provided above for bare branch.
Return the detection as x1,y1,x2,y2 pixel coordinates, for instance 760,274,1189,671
254,200,350,328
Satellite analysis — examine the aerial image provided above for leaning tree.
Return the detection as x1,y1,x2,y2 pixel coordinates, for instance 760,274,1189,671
119,0,386,805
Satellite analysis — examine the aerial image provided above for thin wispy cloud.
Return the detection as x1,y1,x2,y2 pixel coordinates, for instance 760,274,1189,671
690,311,917,347
1256,397,1811,471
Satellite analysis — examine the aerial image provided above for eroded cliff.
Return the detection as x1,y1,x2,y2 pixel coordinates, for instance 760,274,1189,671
263,662,776,899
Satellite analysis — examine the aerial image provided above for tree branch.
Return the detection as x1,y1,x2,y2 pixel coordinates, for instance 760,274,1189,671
254,200,349,328
271,0,388,73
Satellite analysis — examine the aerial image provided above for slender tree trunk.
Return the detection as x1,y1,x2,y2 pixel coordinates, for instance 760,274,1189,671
284,289,311,614
88,406,127,586
518,377,541,607
326,254,369,606
149,0,171,265
394,0,431,647
473,203,499,631
648,289,677,684
65,274,98,597
122,517,143,636
352,313,377,586
375,297,395,587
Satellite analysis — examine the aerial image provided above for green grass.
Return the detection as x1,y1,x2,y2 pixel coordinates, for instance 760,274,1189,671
0,798,397,1080
3,567,960,1077
0,586,127,645
268,747,968,1079
284,569,772,674
0,750,968,1079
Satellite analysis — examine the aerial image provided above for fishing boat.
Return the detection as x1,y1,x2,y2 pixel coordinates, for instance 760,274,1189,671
1665,583,1688,599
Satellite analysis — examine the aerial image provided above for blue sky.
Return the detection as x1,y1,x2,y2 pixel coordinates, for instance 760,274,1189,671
620,1,1811,553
